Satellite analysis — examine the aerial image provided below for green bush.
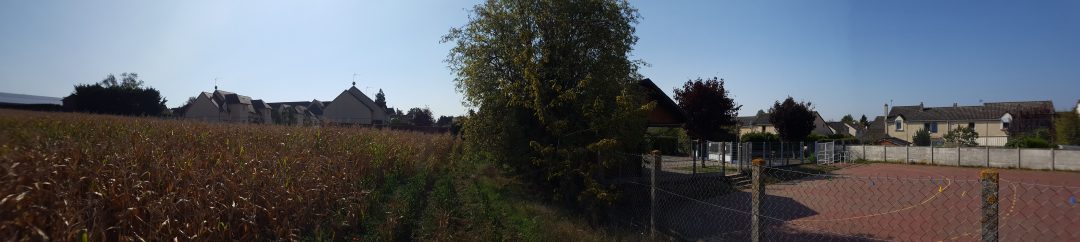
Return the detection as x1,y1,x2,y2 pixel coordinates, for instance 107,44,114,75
741,132,779,142
1005,136,1052,148
913,129,932,146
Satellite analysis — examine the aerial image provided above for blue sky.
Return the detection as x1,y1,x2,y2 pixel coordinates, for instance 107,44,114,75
2,1,1078,119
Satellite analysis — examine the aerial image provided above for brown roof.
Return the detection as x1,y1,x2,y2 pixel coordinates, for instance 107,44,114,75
637,79,687,126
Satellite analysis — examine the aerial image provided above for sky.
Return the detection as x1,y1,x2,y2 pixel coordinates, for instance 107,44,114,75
1,0,1078,120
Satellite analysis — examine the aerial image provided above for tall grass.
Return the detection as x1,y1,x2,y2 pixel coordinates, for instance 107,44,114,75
0,109,455,241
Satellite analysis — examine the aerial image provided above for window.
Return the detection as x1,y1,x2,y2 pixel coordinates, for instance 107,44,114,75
895,119,903,131
1002,121,1010,130
929,122,938,133
924,123,931,132
968,122,975,129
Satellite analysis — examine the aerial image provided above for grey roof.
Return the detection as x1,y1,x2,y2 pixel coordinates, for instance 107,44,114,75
307,99,325,115
337,86,387,118
0,92,62,105
752,113,772,125
825,122,849,134
251,99,271,110
889,101,1053,121
736,116,756,126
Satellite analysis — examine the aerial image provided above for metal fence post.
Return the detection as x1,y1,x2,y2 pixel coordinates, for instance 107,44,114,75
751,158,766,242
651,150,661,239
981,169,999,242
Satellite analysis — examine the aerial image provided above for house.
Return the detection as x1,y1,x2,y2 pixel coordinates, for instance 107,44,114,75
251,99,273,124
267,101,327,126
182,90,257,123
825,121,860,137
1075,100,1079,115
321,84,387,125
637,79,687,127
736,111,833,137
883,101,1054,146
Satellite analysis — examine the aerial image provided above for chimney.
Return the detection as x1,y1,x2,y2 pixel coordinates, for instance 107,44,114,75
883,103,889,135
953,102,958,107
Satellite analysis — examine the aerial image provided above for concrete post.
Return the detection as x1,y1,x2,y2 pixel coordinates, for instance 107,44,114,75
931,146,935,165
981,169,999,242
650,150,661,239
800,142,805,164
1051,148,1056,171
906,145,910,164
958,146,961,166
781,142,785,166
751,158,766,242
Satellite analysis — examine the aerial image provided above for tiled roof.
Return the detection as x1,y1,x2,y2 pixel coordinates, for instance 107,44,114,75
736,116,756,126
889,101,1053,121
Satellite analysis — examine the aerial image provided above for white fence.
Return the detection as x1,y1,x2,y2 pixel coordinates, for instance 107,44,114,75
846,145,1080,171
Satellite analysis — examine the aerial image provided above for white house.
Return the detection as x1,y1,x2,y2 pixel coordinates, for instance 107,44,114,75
322,84,387,125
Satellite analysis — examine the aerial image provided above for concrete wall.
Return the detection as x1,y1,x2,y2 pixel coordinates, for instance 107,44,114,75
959,147,988,167
1020,149,1053,170
1055,150,1080,171
908,147,931,164
988,149,1019,169
844,145,1080,172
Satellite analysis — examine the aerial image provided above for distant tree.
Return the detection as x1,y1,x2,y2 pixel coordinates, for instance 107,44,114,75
769,97,816,142
841,114,855,124
1055,112,1080,145
62,73,167,116
944,127,979,147
435,115,454,127
756,109,766,116
374,89,387,108
859,115,869,127
674,77,741,159
913,129,932,146
407,107,435,127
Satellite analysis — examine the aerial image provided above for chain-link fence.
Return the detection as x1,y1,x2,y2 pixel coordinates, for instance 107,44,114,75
605,152,1080,241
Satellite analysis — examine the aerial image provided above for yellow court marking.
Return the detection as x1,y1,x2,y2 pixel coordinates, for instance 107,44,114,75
944,182,1019,241
795,177,953,223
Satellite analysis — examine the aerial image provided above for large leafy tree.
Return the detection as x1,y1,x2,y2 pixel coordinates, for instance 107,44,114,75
62,73,167,116
674,77,740,159
406,107,435,127
444,0,648,215
769,97,816,142
1056,112,1080,145
859,115,870,127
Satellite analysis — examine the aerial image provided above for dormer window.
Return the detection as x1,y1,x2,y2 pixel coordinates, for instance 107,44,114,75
894,117,904,131
1000,113,1013,130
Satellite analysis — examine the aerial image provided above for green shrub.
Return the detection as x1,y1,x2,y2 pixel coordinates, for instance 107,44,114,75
740,132,779,142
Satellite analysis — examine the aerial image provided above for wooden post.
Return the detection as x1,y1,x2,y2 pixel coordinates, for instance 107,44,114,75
981,169,999,242
751,158,766,242
650,150,661,239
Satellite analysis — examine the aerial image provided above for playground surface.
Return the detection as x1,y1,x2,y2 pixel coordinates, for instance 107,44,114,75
648,162,1080,241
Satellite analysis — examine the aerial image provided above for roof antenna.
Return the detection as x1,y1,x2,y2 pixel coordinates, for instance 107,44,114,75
352,73,358,87
214,78,219,90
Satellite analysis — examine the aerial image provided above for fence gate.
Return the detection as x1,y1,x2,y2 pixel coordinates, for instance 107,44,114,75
815,141,835,164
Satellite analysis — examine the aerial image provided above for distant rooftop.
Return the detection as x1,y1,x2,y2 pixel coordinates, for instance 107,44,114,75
0,92,62,105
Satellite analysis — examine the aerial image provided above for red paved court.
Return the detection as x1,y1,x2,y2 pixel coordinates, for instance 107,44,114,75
763,163,1080,241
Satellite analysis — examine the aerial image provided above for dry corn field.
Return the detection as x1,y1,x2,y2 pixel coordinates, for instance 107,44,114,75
0,109,461,241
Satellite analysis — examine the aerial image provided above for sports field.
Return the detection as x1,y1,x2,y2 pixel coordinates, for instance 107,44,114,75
646,163,1080,241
